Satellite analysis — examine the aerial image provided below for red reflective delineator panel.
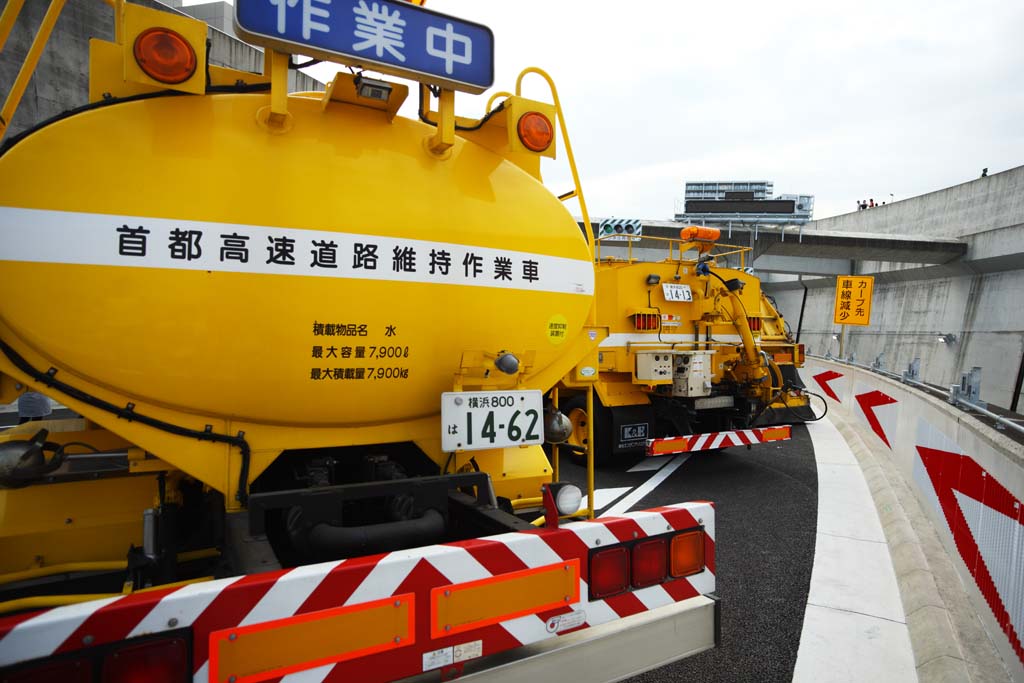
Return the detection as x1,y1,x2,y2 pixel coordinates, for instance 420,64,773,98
646,425,792,456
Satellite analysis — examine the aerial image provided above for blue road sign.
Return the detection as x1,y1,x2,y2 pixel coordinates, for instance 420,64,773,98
235,0,494,93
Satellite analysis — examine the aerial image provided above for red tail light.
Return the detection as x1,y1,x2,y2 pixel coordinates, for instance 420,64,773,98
3,658,91,683
633,313,659,330
747,317,762,332
102,637,189,683
797,343,805,363
590,546,629,599
631,538,668,588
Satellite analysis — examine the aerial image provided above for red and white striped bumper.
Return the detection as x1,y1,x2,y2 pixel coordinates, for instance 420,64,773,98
0,502,715,683
646,425,792,456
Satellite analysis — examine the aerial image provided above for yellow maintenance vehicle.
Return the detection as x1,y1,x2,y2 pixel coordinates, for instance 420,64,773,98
557,225,817,465
0,2,718,681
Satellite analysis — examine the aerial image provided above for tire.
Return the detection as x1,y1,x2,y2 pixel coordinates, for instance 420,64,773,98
560,394,614,467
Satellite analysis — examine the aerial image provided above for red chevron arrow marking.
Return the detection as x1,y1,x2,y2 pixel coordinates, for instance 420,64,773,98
812,370,843,402
917,446,1023,664
855,390,898,448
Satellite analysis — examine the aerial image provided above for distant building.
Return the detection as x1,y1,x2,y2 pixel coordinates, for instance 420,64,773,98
675,180,814,226
167,1,238,40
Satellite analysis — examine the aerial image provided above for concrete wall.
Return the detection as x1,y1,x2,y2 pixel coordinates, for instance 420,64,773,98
800,358,1024,680
766,165,1024,412
773,269,1024,410
809,166,1024,239
0,0,321,139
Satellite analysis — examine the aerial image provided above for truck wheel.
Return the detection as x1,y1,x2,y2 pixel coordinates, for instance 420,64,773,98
561,394,614,467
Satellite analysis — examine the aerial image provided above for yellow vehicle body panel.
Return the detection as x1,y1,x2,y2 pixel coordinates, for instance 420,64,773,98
0,92,596,502
586,246,808,412
0,474,157,573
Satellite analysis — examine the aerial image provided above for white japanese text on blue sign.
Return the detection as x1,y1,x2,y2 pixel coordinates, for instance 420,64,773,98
235,0,494,93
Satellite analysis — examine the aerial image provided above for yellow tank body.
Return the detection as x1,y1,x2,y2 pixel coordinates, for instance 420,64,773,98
0,94,592,425
0,89,597,493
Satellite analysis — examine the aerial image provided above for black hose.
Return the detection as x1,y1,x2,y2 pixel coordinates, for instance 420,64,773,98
417,84,506,131
288,508,446,562
0,339,253,504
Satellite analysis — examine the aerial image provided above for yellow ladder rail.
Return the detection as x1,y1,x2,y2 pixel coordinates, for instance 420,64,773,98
0,0,67,141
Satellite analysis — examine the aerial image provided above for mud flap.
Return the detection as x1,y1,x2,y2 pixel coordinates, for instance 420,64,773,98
609,404,655,454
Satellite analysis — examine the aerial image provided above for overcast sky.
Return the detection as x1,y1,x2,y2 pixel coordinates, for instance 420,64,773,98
197,0,1024,221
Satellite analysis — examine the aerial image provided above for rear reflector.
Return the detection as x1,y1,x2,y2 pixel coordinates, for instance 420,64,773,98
432,560,579,639
590,546,629,599
103,637,189,683
3,658,91,683
631,538,668,588
633,313,659,330
670,531,705,578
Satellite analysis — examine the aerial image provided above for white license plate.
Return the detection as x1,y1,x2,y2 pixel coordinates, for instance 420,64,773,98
441,390,544,452
662,283,693,302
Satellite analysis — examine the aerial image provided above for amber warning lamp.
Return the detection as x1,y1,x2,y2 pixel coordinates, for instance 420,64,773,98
517,111,554,153
680,225,721,254
133,27,197,84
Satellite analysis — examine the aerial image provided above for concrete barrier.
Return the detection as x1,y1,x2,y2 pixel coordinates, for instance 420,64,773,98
801,357,1024,681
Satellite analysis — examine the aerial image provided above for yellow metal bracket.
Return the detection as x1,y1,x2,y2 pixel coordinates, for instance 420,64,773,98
427,88,455,155
257,49,293,132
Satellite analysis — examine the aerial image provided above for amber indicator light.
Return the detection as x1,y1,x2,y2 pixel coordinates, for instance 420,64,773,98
134,28,197,84
517,111,554,152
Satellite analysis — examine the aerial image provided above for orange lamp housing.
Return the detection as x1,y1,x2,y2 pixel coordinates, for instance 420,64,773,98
679,226,722,243
517,111,554,152
670,530,705,578
133,27,197,84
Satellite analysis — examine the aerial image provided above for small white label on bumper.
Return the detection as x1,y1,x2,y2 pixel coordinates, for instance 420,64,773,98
546,609,587,633
423,646,454,671
453,639,483,662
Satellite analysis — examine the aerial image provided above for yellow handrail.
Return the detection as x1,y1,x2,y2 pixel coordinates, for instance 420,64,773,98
0,0,66,141
514,67,594,261
0,0,27,55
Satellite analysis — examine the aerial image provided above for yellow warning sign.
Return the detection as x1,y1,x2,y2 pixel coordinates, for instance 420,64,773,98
833,276,874,326
547,314,569,344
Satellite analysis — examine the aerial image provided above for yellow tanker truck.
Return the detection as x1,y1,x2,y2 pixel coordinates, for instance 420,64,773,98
556,225,817,465
0,2,718,681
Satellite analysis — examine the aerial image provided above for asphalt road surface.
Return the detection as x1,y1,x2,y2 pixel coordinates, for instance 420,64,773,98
557,425,818,682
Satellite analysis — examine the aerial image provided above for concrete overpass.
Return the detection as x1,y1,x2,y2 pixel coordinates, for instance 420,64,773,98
582,219,968,276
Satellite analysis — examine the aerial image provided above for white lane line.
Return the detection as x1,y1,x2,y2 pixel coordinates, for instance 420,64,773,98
627,455,673,472
580,487,633,512
792,418,915,682
599,455,691,518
